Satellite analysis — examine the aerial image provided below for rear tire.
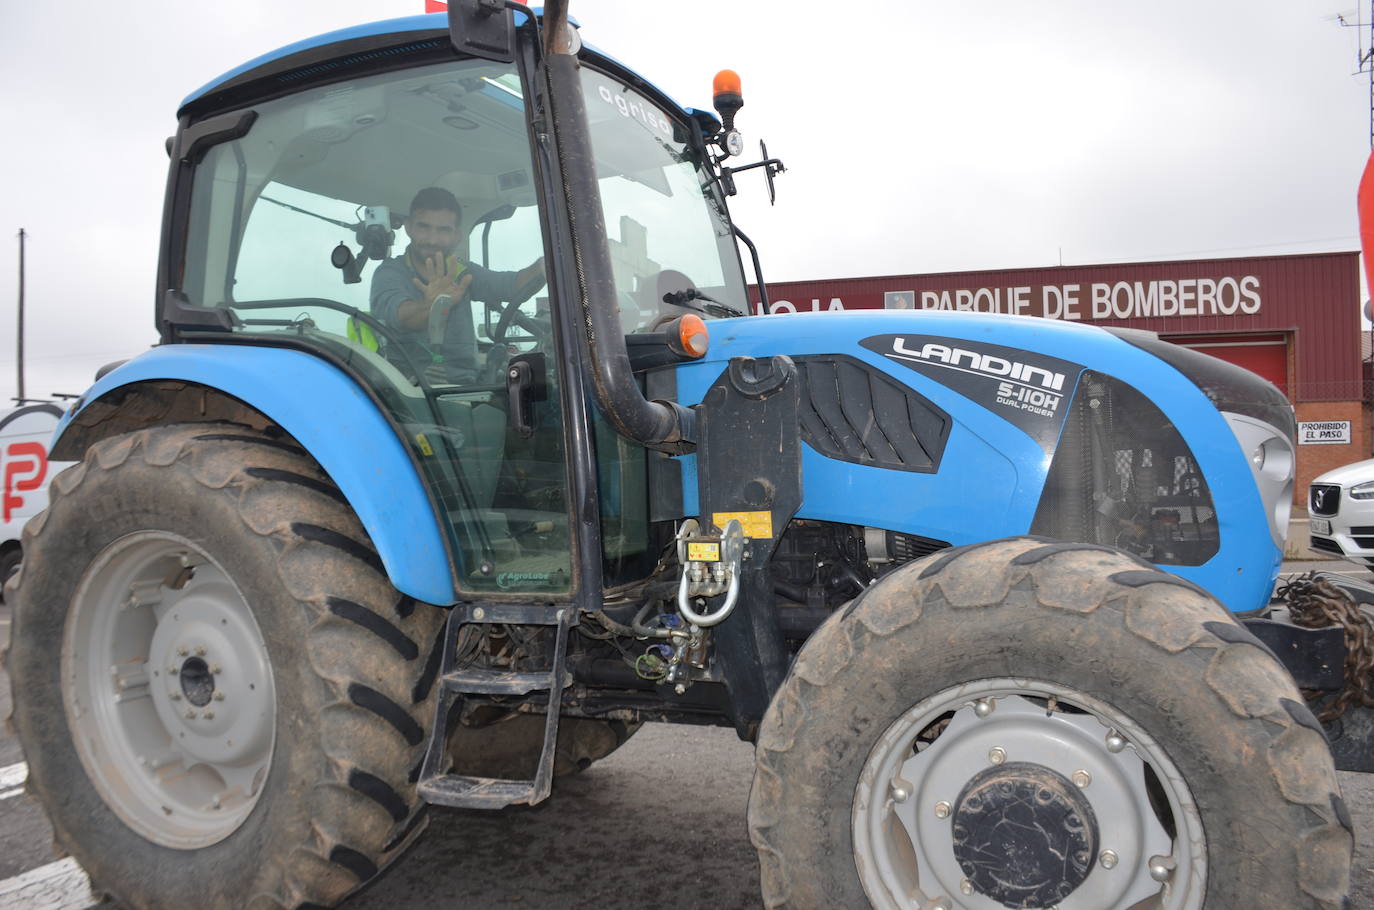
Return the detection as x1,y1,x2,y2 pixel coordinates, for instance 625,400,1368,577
749,537,1352,909
7,424,443,909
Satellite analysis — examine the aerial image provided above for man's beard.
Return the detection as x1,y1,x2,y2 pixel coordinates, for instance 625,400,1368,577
412,244,452,264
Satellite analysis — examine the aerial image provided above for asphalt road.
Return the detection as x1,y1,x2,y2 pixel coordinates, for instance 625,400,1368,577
2,559,1374,909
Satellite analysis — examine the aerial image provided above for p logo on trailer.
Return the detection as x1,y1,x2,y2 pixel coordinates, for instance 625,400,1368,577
0,403,66,540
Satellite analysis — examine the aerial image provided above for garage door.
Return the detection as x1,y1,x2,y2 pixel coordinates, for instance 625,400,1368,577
1165,332,1289,396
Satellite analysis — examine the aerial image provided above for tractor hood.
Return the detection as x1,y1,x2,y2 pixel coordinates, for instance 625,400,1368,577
668,308,1287,614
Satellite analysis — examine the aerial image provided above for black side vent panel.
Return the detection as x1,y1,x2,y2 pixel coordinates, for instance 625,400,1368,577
794,355,951,474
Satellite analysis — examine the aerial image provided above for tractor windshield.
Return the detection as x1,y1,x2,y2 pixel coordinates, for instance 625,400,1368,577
579,67,749,330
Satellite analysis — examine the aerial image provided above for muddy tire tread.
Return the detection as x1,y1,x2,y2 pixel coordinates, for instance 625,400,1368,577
6,423,444,909
748,537,1352,909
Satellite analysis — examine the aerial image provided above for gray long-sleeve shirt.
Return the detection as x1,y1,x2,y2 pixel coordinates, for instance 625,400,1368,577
369,250,524,382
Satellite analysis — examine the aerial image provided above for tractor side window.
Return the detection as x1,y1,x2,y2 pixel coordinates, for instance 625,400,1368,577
1031,371,1219,565
180,59,573,598
232,184,373,335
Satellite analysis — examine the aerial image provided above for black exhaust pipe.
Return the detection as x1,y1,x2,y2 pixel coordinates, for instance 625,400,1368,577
539,2,692,451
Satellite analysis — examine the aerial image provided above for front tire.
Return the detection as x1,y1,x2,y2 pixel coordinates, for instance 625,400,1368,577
7,424,443,909
748,538,1352,909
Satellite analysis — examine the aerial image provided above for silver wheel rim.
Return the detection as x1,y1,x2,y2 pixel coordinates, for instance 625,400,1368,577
62,531,277,848
853,678,1205,909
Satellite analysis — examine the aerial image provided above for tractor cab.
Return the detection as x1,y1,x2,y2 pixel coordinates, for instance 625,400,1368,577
165,19,748,600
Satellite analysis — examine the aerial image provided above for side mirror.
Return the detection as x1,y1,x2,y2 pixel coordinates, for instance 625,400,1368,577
448,0,516,64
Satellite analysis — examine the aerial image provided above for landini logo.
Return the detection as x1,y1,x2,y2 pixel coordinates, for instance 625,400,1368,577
889,338,1067,392
859,332,1084,452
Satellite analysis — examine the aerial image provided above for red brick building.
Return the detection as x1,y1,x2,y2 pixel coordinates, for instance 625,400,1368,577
752,251,1367,503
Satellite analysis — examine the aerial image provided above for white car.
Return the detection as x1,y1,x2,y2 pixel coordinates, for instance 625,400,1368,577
1309,456,1374,570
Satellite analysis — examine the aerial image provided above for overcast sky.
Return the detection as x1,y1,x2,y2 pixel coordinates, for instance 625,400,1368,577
0,0,1368,402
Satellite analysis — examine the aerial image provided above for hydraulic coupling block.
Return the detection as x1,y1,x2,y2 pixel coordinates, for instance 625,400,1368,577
675,518,745,627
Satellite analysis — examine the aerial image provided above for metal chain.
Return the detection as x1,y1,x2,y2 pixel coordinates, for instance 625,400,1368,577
1278,572,1374,722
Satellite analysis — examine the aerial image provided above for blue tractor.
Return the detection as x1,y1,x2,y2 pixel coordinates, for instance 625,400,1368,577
5,3,1354,907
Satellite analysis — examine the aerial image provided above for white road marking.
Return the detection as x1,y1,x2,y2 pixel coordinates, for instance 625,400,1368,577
0,857,94,910
0,763,25,791
0,789,21,802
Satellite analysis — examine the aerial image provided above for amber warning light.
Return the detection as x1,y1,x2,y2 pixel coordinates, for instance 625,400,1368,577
713,69,744,130
678,315,710,358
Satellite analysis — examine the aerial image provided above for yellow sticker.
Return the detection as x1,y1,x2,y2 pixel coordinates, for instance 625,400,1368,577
416,433,434,456
687,541,721,563
713,510,773,539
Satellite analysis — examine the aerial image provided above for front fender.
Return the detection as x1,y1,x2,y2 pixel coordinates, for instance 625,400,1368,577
54,345,454,604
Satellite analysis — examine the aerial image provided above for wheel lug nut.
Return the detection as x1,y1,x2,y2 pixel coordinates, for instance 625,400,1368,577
204,710,215,720
1105,730,1126,753
1148,855,1176,882
960,878,974,895
176,646,188,657
988,746,1007,765
210,663,222,675
1072,770,1091,789
170,692,182,701
167,664,179,674
934,801,951,819
213,691,225,701
194,645,207,656
1099,849,1118,870
890,782,910,803
185,709,197,720
974,697,995,717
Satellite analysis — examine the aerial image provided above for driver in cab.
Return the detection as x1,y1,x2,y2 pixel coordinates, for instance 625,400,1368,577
369,186,545,383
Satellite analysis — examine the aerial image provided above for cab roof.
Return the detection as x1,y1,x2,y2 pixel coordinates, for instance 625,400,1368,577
179,10,705,125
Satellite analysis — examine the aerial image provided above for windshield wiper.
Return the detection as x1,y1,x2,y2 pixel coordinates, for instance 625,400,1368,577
662,287,743,318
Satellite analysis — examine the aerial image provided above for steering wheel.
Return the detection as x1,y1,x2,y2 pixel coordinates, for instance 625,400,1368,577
490,299,548,346
481,301,552,386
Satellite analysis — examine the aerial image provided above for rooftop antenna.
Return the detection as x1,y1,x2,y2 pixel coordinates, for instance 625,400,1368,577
1365,1,1373,147
1337,3,1374,147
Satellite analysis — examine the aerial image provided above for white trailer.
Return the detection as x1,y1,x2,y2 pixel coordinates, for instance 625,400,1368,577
0,403,66,595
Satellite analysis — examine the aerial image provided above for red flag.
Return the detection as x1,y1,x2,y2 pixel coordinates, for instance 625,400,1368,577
425,0,447,11
1358,149,1374,305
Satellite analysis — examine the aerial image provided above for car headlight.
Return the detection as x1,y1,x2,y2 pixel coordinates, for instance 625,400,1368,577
1351,481,1374,500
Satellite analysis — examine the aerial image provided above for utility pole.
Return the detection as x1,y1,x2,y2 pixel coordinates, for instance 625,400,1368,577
16,227,25,402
